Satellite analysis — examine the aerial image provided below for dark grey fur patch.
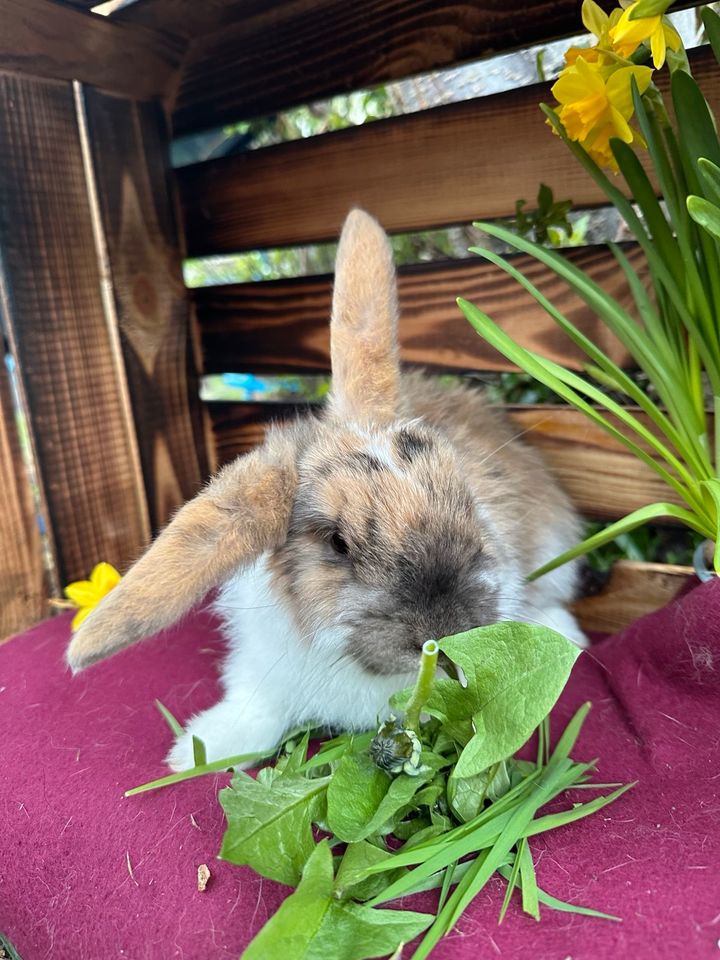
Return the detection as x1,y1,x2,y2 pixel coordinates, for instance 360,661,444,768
347,451,384,473
395,429,433,463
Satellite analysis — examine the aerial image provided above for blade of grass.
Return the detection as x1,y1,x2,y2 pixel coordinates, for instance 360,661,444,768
410,759,578,958
192,735,207,767
438,861,457,912
548,702,591,765
498,846,523,924
378,759,594,910
526,782,636,838
124,748,278,796
155,700,184,738
518,838,540,921
496,864,621,921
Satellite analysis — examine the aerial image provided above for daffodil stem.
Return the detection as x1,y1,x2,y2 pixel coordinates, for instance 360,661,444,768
405,640,440,734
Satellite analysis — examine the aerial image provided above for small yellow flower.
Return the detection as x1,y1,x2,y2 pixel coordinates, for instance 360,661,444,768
552,57,653,169
564,45,603,67
609,0,682,68
64,562,122,631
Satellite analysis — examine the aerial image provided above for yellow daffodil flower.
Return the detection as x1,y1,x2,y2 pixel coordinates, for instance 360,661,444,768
64,562,122,631
609,0,682,68
564,0,623,66
551,58,653,169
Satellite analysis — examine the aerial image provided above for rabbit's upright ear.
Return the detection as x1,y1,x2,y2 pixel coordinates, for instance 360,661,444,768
66,429,297,672
329,209,400,424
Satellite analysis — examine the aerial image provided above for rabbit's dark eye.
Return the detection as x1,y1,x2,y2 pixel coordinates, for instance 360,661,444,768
330,531,349,556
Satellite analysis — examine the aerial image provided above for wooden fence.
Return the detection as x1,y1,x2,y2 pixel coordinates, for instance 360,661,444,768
0,0,706,638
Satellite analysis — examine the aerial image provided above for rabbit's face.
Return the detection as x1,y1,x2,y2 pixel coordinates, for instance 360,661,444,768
270,419,502,675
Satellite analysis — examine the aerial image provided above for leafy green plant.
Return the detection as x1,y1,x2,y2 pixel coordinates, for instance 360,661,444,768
459,0,720,578
127,624,632,959
501,183,573,246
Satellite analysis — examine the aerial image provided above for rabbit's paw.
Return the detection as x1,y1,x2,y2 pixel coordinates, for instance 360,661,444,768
165,700,285,772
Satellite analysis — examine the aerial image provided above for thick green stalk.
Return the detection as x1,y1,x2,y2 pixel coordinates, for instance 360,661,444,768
405,640,440,733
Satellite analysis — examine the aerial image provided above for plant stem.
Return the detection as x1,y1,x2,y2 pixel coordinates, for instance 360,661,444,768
405,640,440,733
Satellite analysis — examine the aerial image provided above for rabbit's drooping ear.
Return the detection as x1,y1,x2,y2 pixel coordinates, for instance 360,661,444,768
66,430,297,672
329,209,400,424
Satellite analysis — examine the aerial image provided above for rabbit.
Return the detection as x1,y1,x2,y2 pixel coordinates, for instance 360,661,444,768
66,208,586,772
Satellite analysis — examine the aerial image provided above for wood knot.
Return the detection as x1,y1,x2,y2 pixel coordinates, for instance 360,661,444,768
132,275,158,318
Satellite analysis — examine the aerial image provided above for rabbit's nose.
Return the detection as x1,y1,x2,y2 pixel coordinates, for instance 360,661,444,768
413,618,478,651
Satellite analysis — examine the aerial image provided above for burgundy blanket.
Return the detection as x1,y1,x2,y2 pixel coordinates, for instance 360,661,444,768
1,579,719,959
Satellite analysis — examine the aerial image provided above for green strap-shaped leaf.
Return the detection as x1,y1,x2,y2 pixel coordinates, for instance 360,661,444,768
528,502,712,581
629,0,673,17
702,7,720,66
672,68,720,174
688,195,720,241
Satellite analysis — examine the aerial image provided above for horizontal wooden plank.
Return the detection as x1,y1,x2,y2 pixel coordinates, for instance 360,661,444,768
572,560,692,634
208,401,306,472
0,360,48,640
0,0,184,101
167,0,696,135
207,401,693,521
178,46,716,257
196,245,639,374
114,0,283,38
0,73,151,584
504,404,686,521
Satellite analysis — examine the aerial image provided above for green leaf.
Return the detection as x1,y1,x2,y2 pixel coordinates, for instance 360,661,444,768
326,750,391,841
447,768,492,823
688,195,720,242
701,7,720,66
439,623,581,777
699,479,720,572
698,158,720,207
242,841,432,960
219,771,330,885
611,138,677,271
328,749,439,842
335,841,404,901
671,70,720,175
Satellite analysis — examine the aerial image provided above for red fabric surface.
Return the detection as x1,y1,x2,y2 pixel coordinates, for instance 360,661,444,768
1,580,719,959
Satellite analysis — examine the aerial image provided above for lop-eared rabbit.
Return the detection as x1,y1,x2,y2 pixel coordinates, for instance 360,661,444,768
67,209,585,770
